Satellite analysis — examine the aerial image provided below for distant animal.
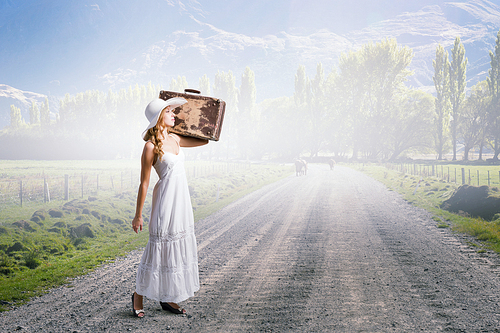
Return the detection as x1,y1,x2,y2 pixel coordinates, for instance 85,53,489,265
295,159,308,176
328,159,336,170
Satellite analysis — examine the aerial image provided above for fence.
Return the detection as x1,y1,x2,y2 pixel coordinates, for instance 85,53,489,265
383,162,500,187
0,161,251,207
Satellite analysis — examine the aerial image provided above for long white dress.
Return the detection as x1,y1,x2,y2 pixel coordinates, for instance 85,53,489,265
135,144,199,303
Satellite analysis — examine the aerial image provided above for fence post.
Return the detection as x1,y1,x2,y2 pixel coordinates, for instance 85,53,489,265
64,174,69,201
19,180,23,207
44,178,50,203
461,168,465,185
43,177,47,203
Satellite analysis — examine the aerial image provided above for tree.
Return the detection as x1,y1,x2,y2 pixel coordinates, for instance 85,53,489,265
449,37,468,160
433,44,451,160
213,70,239,157
306,63,327,158
388,89,434,160
9,105,23,129
199,74,211,96
29,101,39,125
169,75,189,93
335,50,365,159
40,97,50,128
359,38,413,159
460,81,489,161
238,67,257,158
487,29,500,160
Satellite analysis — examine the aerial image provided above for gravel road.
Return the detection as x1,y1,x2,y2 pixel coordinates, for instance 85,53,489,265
2,164,500,332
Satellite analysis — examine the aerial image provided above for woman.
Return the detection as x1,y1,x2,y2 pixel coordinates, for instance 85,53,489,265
131,97,208,318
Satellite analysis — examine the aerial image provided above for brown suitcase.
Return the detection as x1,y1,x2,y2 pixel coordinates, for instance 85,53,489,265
159,89,226,141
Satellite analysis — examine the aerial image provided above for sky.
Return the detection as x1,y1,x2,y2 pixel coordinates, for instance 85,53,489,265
0,0,460,96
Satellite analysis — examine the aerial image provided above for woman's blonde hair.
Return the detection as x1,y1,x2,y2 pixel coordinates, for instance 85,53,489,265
143,107,169,162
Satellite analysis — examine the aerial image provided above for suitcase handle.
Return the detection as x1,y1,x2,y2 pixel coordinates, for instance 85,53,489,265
184,89,200,94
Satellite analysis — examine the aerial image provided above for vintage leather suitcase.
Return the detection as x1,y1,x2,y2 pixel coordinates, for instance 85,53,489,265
159,89,226,141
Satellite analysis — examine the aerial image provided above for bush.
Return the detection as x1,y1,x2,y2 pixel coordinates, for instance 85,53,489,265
23,249,40,269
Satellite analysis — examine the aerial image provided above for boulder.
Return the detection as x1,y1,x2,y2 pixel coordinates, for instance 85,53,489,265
111,218,125,225
48,209,64,218
12,220,35,232
441,185,500,221
6,242,24,253
53,221,67,228
30,210,47,223
71,224,95,238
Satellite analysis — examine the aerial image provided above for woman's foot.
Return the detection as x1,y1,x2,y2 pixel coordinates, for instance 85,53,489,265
132,292,145,318
160,301,186,314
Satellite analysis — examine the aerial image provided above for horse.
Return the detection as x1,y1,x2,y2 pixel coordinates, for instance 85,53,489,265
328,159,336,170
295,159,307,176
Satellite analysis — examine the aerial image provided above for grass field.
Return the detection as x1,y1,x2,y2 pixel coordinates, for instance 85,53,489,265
351,162,500,253
0,159,293,311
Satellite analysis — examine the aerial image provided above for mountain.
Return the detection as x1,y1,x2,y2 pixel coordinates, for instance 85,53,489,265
98,0,499,99
0,0,499,129
0,84,46,129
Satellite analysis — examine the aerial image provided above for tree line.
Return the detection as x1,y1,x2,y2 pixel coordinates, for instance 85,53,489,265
3,29,500,161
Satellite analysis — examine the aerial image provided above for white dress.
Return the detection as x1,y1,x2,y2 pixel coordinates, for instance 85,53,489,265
135,143,199,303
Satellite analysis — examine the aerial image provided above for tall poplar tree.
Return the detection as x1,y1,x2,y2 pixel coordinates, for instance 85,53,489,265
40,97,50,129
433,44,451,160
199,74,211,96
29,101,39,125
449,37,468,160
239,67,257,158
487,29,500,160
10,105,23,129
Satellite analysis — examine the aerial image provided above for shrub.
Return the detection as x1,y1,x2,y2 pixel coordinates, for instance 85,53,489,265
23,249,40,269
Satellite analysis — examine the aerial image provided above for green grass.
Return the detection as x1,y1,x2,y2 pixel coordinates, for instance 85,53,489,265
352,162,500,253
0,160,293,311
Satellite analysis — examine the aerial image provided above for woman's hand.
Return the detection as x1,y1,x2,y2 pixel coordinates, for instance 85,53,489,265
132,216,143,234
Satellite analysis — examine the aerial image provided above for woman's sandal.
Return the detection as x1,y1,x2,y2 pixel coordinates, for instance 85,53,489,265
160,301,186,314
132,293,145,318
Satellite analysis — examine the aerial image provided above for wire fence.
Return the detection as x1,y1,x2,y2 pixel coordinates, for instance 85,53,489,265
0,161,251,208
383,162,500,187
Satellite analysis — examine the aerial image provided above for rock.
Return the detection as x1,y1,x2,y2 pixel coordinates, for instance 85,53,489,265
48,227,61,234
48,209,64,218
30,210,47,223
82,208,90,215
53,221,67,228
6,242,24,253
88,196,98,202
71,224,95,238
12,220,35,232
111,218,125,225
441,185,500,220
91,211,101,219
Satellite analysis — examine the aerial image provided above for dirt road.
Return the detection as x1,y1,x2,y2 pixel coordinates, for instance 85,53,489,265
2,164,500,332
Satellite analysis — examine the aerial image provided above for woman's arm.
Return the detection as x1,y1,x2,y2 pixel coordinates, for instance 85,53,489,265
171,133,209,148
132,142,155,233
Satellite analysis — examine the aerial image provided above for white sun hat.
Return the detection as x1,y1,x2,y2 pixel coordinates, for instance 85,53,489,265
142,97,187,139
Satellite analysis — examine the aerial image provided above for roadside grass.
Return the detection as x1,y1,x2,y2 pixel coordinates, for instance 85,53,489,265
352,163,500,254
0,161,293,311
